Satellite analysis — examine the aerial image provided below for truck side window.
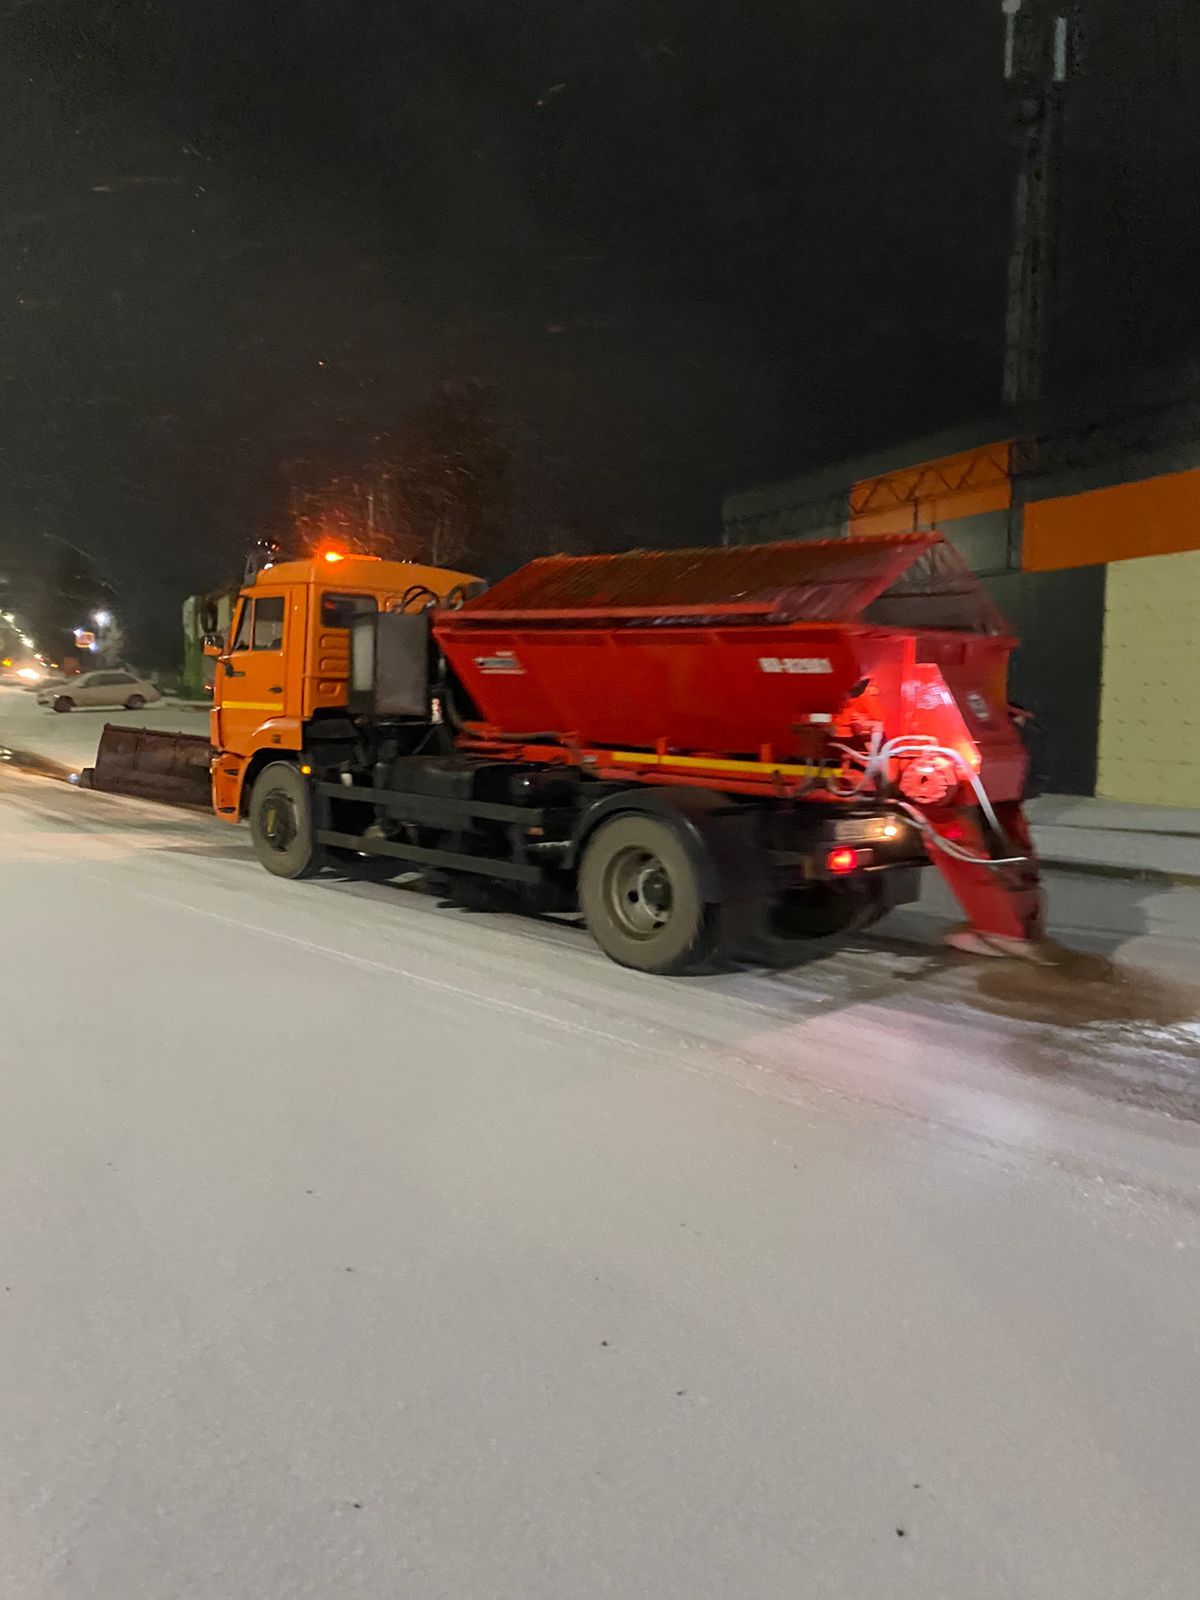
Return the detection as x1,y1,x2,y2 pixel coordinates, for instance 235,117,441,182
230,600,252,652
252,596,285,650
321,592,378,628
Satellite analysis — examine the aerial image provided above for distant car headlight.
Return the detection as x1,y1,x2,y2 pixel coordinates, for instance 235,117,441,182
16,667,40,682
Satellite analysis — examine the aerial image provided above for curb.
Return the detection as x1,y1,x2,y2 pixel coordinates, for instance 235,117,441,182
1039,856,1200,889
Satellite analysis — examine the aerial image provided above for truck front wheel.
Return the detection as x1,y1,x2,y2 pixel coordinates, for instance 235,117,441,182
249,761,326,879
579,813,718,976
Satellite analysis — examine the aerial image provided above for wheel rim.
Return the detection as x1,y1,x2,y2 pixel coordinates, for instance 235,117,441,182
260,790,298,854
603,845,674,939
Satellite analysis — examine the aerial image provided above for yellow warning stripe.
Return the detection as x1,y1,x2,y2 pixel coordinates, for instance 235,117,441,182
606,750,842,780
221,700,284,712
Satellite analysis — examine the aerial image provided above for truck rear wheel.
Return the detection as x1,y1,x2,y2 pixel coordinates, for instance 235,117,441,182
579,813,718,976
249,761,326,879
739,883,884,970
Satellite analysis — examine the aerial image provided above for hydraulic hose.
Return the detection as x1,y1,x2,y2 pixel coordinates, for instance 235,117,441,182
833,734,1029,868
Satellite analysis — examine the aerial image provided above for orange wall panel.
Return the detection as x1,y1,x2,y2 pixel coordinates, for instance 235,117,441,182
849,443,1011,535
849,505,925,536
1023,466,1200,571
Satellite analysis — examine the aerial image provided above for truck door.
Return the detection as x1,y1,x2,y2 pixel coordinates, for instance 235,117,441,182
216,590,289,755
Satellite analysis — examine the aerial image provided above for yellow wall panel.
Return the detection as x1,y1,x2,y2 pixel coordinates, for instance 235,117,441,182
1097,548,1200,806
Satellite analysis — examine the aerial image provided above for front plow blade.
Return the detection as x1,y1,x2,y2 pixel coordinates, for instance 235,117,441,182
84,724,213,807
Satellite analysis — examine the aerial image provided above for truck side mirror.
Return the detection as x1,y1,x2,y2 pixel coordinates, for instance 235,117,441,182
202,633,225,656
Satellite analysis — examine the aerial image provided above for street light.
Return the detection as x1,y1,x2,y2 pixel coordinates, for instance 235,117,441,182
94,609,112,628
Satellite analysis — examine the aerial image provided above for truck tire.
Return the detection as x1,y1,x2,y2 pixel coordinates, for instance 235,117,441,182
738,883,884,970
249,761,326,879
579,813,718,976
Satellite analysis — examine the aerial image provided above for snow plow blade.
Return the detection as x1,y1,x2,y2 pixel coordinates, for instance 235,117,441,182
84,724,213,807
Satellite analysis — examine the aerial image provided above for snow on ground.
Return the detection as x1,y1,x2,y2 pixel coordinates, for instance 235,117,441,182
0,683,210,771
1,765,1199,1598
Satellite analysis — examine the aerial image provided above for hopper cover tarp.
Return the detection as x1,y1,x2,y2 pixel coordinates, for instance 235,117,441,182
455,532,1008,632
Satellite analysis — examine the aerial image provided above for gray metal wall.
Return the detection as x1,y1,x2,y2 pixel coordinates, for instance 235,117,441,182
983,566,1106,797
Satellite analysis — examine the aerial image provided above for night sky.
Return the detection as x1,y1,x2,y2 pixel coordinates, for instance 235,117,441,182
0,1,1194,657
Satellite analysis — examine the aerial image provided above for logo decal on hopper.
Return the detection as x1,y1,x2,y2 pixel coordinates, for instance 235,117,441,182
758,656,833,675
474,651,525,675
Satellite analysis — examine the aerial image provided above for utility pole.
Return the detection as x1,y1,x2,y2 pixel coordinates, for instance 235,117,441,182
1001,0,1074,407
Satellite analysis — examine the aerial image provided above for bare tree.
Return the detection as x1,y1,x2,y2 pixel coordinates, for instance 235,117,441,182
393,380,514,572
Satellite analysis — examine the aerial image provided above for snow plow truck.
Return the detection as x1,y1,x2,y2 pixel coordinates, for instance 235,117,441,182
188,533,1042,975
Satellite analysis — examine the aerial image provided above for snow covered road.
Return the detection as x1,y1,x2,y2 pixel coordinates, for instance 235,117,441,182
2,766,1200,1598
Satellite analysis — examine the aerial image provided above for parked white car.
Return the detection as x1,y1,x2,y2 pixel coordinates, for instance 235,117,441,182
33,673,69,703
49,669,162,713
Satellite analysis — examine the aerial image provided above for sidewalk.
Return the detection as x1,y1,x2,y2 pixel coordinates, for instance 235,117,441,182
1029,794,1200,882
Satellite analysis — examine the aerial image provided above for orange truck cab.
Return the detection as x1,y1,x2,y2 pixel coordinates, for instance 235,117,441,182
209,554,478,820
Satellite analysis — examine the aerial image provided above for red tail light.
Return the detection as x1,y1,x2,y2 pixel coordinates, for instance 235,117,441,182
826,846,860,875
